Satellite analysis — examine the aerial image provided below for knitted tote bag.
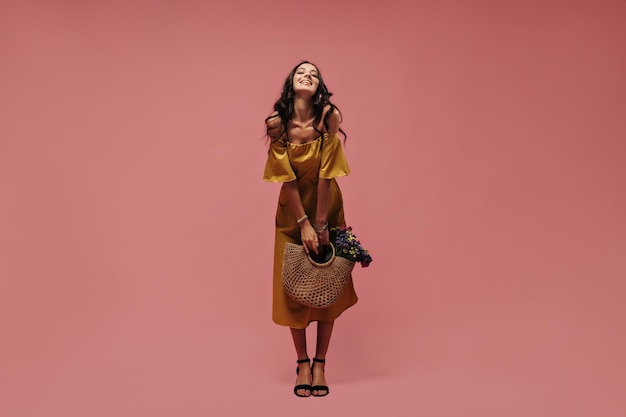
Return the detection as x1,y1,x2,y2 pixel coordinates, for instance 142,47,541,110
282,242,355,308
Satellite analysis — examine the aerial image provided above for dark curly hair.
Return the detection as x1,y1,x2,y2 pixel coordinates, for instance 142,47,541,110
265,60,346,143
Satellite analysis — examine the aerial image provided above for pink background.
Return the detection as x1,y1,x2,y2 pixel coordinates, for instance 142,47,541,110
1,1,625,416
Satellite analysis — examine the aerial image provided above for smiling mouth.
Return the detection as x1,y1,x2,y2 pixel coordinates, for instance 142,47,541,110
300,80,312,86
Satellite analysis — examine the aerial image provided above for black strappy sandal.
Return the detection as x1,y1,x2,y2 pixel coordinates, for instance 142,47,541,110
311,357,329,397
294,358,312,397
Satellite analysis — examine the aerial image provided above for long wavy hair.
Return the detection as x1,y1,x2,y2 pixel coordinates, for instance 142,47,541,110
265,61,346,143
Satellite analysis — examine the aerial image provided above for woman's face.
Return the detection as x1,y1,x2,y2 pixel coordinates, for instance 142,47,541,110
292,63,319,97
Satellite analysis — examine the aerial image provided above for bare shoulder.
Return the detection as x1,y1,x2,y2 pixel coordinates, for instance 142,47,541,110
322,105,341,134
265,111,283,139
265,111,281,129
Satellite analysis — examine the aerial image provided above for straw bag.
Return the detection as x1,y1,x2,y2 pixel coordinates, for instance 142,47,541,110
282,242,355,308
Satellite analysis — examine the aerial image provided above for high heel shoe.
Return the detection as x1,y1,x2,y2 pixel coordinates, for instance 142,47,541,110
294,358,312,397
311,357,329,397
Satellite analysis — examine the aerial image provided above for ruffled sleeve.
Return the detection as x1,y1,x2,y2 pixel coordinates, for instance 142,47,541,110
263,138,296,182
319,133,350,179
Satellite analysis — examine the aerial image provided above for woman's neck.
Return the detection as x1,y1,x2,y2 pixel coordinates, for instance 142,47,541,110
292,96,314,122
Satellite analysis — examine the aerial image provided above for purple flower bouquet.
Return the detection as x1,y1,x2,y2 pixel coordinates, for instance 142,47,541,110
330,226,372,268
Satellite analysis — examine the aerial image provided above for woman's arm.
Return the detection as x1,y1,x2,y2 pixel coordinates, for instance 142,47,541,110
284,180,320,254
315,106,341,246
315,179,331,246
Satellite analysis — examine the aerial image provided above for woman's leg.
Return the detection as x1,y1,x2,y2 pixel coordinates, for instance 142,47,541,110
290,327,311,397
312,321,334,395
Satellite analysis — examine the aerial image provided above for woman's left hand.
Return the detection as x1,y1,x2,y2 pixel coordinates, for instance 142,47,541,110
316,228,329,247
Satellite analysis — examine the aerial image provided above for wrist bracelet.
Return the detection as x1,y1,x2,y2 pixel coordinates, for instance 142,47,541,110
315,222,328,232
296,214,309,224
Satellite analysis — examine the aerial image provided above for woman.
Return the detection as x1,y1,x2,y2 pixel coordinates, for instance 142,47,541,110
263,61,358,397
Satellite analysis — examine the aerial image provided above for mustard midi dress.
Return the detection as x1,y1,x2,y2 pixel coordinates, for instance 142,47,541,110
263,133,358,329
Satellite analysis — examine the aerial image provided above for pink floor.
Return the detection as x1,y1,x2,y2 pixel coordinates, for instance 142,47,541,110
2,301,623,416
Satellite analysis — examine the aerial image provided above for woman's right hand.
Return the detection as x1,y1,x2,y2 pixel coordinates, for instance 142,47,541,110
300,222,319,255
